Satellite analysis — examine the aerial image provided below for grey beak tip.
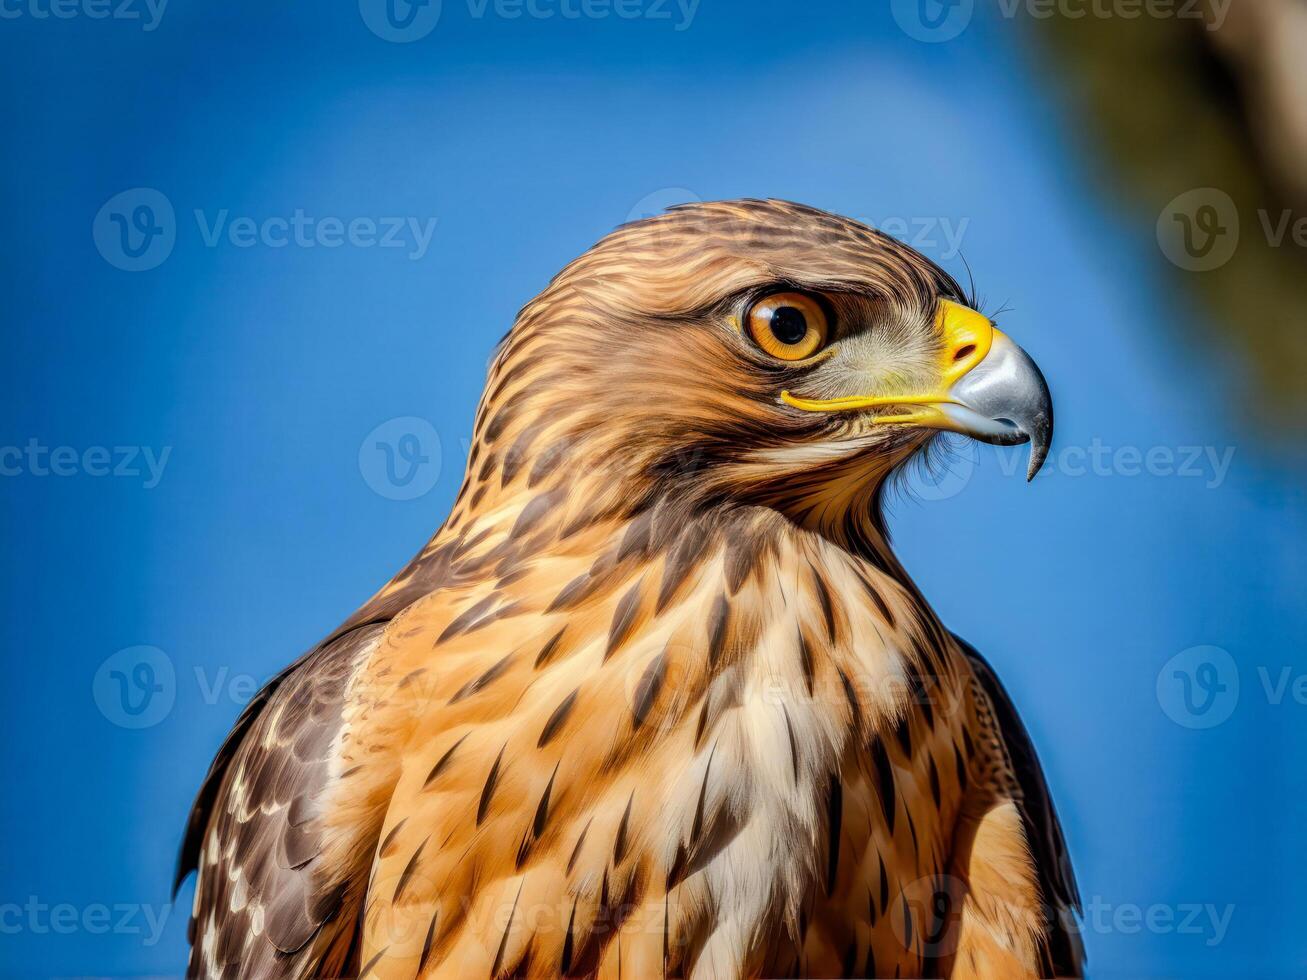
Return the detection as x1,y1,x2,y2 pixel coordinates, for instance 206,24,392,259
1023,412,1053,482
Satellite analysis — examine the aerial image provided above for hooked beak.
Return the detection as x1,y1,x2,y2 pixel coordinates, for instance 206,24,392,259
780,299,1054,480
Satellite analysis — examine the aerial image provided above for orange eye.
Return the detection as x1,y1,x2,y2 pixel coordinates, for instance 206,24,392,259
745,292,830,361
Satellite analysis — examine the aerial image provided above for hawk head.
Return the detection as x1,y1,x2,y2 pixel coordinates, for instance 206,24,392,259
470,199,1051,549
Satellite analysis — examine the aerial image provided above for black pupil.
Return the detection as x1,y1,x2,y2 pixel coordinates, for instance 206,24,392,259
769,305,809,346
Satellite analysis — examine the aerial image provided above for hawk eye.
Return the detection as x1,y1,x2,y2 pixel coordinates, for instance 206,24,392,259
745,292,830,361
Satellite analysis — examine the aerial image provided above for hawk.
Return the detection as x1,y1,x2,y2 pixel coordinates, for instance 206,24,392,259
177,199,1082,979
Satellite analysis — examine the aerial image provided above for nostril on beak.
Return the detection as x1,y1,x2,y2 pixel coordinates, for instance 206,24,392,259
953,344,976,362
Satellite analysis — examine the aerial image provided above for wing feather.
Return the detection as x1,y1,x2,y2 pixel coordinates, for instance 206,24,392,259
952,632,1085,978
175,622,384,979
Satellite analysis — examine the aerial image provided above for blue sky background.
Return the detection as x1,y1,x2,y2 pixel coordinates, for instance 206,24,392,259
2,1,1304,977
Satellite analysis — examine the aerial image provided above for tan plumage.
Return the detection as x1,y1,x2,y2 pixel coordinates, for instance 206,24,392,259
177,199,1081,979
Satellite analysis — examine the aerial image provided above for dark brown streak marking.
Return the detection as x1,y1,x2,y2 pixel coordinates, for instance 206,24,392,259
878,857,890,914
528,440,568,488
706,595,730,670
954,741,969,793
534,628,567,669
613,791,635,865
449,654,515,704
781,703,799,784
394,837,428,903
492,879,525,977
503,425,543,489
518,763,560,870
797,627,815,696
566,818,593,875
605,581,643,661
691,743,717,843
693,696,711,749
928,754,942,808
534,764,560,840
495,567,530,591
853,569,896,629
902,895,914,953
359,946,389,978
538,689,579,748
560,899,578,974
632,651,667,730
842,939,858,978
837,667,861,731
894,714,913,758
826,774,842,896
418,914,439,973
478,745,507,826
656,525,709,612
437,595,498,645
546,574,593,614
510,489,561,539
724,536,758,594
379,818,408,858
425,734,470,788
809,563,837,643
870,740,897,834
617,508,655,562
396,667,427,689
